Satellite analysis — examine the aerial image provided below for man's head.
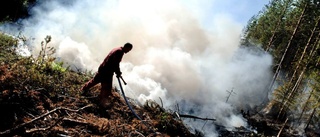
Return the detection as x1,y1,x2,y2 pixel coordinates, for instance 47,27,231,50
123,42,133,53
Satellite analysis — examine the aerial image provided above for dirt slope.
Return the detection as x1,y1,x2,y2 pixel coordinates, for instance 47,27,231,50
0,81,196,137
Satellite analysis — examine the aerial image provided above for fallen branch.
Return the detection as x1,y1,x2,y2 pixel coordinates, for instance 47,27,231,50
62,117,89,125
58,94,98,99
25,117,63,133
177,113,216,121
0,104,93,136
129,130,145,137
26,127,52,133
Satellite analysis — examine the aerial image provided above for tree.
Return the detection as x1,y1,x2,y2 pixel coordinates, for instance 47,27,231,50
0,0,37,22
242,0,320,132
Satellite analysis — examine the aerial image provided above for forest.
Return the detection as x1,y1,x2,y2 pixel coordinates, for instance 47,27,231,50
242,0,319,133
0,0,319,136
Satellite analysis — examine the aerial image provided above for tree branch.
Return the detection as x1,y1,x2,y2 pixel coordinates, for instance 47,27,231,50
177,113,216,121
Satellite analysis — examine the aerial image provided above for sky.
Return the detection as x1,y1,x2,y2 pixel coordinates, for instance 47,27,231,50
181,0,269,27
1,0,271,136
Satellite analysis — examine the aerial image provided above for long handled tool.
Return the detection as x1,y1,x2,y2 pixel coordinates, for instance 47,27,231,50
119,76,127,85
117,76,142,120
117,76,156,133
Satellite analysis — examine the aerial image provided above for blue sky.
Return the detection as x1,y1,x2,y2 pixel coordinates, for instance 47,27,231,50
181,0,270,27
211,0,269,25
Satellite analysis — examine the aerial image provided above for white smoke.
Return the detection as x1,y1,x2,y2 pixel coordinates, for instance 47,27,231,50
0,0,272,136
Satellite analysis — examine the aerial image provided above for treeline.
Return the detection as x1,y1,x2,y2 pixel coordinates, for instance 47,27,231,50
242,0,319,132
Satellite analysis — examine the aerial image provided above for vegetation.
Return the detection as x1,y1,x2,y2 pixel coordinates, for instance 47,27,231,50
242,0,319,134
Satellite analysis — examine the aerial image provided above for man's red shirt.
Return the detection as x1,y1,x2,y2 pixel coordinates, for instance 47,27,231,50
98,46,124,75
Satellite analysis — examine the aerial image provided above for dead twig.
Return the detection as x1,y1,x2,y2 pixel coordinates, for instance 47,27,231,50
159,97,163,108
129,130,145,137
62,117,89,125
0,104,93,136
25,117,64,134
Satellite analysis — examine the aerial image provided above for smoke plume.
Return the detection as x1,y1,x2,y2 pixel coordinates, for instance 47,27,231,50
0,0,272,136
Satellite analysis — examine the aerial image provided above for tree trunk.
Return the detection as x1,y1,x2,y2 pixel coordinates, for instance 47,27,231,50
266,0,291,52
277,118,289,137
288,18,320,87
297,89,313,124
277,18,320,120
305,108,316,130
269,3,307,91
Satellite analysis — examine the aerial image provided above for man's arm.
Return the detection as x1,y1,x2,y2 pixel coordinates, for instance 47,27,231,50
113,50,124,76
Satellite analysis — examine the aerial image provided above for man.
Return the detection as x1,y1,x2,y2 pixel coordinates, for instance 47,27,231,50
81,42,133,107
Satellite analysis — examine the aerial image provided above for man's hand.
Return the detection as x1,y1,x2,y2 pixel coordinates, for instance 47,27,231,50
116,72,122,78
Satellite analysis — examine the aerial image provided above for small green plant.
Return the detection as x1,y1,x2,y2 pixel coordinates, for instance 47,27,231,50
38,35,53,63
51,61,67,72
157,112,171,130
0,33,19,64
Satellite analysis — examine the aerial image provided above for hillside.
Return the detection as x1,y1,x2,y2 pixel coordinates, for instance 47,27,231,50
1,33,318,137
0,83,194,136
0,33,196,136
